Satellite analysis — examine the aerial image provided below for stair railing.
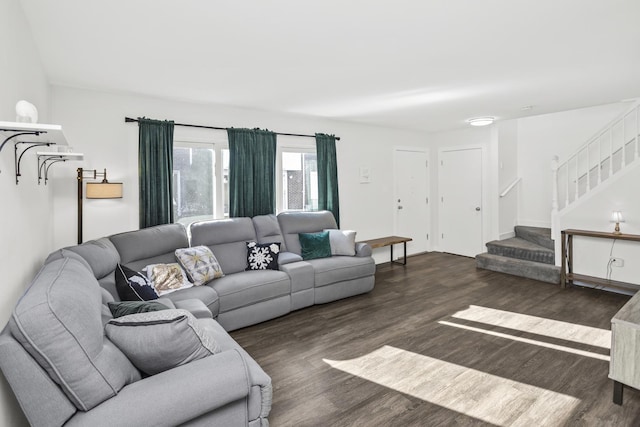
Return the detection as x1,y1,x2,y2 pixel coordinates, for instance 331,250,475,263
499,177,521,198
551,101,639,265
552,102,640,213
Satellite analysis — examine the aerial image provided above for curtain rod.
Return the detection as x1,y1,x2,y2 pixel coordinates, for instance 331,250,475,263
124,117,340,141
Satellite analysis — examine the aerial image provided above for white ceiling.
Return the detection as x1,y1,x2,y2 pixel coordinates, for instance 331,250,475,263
19,0,640,133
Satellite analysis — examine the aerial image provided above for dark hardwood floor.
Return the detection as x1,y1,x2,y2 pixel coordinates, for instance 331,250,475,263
231,252,640,426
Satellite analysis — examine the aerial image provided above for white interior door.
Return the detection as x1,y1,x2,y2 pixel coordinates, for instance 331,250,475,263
394,148,430,256
439,148,483,257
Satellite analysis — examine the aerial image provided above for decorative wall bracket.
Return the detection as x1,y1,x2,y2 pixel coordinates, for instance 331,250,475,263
0,122,68,184
15,141,54,184
37,152,84,185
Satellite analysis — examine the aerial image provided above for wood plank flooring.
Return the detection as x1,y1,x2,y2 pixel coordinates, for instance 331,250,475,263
231,252,640,426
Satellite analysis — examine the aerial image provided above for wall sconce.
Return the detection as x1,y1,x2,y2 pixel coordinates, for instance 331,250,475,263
611,211,624,235
78,168,123,244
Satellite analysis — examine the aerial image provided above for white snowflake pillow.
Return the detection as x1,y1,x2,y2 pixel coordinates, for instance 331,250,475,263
246,241,280,271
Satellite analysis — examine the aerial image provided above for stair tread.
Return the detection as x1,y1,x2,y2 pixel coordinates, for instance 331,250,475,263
476,252,558,268
514,225,554,250
486,237,553,254
476,253,560,284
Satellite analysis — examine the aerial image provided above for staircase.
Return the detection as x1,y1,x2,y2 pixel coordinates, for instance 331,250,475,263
476,226,561,284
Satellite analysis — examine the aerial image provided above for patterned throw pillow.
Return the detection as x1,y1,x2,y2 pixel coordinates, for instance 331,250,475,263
143,263,193,296
175,246,224,286
115,264,159,301
246,241,280,271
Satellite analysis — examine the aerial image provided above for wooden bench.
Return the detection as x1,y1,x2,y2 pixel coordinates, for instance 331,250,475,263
358,236,412,265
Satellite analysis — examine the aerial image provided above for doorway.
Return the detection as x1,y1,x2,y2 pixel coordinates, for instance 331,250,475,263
438,147,483,257
394,148,430,256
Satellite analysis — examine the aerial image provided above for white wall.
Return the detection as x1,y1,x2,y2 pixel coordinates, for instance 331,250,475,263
558,160,640,286
0,0,51,425
496,121,518,239
517,102,630,227
49,85,430,264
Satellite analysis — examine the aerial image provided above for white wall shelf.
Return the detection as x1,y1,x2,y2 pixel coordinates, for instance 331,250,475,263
0,121,70,184
36,151,84,185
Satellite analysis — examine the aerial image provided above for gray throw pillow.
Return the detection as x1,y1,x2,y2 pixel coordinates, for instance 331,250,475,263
105,309,220,375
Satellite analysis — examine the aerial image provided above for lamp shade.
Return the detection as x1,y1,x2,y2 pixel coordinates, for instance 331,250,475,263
611,211,625,223
86,182,123,199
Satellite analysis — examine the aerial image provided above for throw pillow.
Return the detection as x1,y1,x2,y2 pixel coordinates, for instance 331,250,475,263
246,241,280,271
107,300,170,318
115,264,159,301
324,229,357,256
298,231,332,260
175,246,224,286
105,309,220,376
143,263,193,296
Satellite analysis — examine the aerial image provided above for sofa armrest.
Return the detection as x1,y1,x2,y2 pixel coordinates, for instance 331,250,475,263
355,242,372,257
65,350,250,427
173,298,213,319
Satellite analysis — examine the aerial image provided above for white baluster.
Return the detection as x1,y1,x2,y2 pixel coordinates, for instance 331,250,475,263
636,106,639,160
622,116,626,167
609,128,614,176
551,155,559,212
574,156,579,201
598,137,602,185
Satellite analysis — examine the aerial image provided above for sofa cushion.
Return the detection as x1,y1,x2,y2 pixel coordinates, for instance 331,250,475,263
9,258,141,411
252,214,287,251
299,231,332,260
210,271,290,313
175,246,224,286
64,238,121,280
246,242,280,271
107,301,170,318
105,309,220,375
115,264,159,301
324,229,357,256
306,256,376,287
277,211,337,255
110,223,189,266
190,218,257,274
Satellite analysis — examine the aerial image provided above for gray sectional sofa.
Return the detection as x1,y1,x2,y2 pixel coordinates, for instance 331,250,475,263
0,211,375,426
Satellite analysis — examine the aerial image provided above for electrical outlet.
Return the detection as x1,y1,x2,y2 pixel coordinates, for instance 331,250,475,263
611,257,624,267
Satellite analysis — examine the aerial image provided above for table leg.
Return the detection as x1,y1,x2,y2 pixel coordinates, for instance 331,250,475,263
613,381,624,405
390,242,408,266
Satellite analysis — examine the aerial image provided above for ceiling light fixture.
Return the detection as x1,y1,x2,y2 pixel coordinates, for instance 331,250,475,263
467,117,495,127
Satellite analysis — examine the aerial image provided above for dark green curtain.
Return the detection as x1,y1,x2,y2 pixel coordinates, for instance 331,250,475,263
228,128,277,217
138,117,175,228
315,133,340,227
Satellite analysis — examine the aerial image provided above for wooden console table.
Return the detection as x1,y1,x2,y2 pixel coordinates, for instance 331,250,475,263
359,236,412,265
561,229,640,292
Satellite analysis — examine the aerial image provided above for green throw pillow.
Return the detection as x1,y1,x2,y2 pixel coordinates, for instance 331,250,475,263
108,301,169,318
299,231,332,260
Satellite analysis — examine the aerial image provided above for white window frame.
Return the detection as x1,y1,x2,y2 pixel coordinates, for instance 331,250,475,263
173,135,229,221
276,138,317,213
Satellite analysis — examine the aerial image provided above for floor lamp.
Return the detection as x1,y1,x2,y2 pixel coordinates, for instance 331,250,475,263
77,168,123,244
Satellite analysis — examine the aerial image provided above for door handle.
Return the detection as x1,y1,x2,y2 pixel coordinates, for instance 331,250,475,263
398,206,404,210
475,207,481,211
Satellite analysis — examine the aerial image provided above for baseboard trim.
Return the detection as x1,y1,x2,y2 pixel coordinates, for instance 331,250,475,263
499,231,515,240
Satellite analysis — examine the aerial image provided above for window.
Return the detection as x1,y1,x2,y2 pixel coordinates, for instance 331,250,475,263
172,142,229,226
278,144,318,212
173,137,317,222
